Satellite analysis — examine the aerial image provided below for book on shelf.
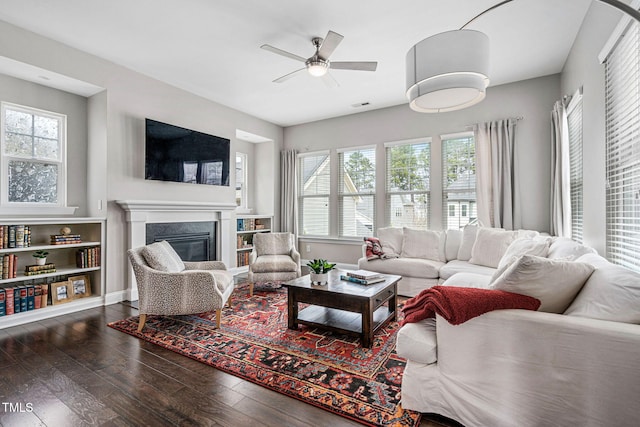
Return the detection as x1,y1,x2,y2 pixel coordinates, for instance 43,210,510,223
346,269,383,280
18,286,27,312
13,287,20,313
15,225,24,248
41,284,48,308
25,263,56,272
34,286,41,309
26,286,35,311
5,286,14,315
8,226,15,248
0,288,5,316
340,275,385,285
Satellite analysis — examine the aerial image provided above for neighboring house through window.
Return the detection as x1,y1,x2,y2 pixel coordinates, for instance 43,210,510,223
385,139,430,229
299,151,330,236
339,146,376,237
442,132,476,230
1,102,66,208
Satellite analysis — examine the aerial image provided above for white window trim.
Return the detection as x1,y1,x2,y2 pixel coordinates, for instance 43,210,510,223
0,102,75,215
235,152,250,213
298,150,331,237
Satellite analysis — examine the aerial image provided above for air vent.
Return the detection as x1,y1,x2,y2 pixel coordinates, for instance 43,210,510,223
351,102,371,108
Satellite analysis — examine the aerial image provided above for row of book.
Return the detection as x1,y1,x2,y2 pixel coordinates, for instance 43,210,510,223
0,225,31,249
237,251,250,267
236,218,266,232
0,284,49,316
1,254,18,279
76,247,100,268
50,234,82,245
340,269,386,285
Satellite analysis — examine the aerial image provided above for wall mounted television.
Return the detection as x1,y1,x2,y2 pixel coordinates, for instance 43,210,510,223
145,119,230,186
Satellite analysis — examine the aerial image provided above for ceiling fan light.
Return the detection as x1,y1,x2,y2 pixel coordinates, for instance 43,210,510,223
307,61,328,77
406,30,490,113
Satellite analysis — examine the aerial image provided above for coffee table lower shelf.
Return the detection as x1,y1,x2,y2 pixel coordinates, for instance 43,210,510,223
295,305,393,340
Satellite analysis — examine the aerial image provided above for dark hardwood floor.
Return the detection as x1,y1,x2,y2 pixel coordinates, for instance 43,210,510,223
0,303,457,426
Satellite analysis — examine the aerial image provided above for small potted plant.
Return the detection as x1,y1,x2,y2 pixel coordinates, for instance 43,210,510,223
306,258,336,285
32,250,49,266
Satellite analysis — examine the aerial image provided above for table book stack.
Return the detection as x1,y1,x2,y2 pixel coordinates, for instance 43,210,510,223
340,269,385,285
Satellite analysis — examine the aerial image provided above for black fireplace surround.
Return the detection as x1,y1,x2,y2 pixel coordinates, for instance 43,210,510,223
146,222,216,262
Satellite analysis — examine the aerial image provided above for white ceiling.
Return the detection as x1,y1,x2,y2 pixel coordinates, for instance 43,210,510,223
0,0,594,127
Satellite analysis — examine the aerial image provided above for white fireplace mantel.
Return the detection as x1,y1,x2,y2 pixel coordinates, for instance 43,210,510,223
117,200,237,300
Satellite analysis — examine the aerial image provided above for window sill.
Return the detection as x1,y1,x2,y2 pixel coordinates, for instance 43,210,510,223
297,236,363,246
0,206,78,216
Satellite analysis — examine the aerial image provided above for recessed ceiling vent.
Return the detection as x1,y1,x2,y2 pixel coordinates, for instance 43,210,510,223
351,102,371,108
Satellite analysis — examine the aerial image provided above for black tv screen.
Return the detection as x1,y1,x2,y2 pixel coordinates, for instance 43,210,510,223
145,119,230,186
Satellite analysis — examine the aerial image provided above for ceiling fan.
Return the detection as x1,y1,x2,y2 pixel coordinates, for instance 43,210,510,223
260,30,378,86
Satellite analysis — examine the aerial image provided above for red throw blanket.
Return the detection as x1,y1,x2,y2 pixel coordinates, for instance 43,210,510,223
401,286,541,326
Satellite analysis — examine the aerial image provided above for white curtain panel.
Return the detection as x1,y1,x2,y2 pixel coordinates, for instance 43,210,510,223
279,149,298,237
474,118,520,229
550,100,572,237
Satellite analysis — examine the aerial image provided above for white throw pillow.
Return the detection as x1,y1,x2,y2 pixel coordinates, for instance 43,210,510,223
564,264,640,323
377,227,403,258
469,228,516,268
456,225,478,261
495,236,551,273
401,227,445,262
490,255,595,313
445,229,462,261
548,237,596,260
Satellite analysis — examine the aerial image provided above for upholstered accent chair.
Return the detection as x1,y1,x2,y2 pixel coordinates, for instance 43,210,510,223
247,232,301,295
127,240,234,332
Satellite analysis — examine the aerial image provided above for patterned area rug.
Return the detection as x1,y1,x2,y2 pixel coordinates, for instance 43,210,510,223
108,283,421,427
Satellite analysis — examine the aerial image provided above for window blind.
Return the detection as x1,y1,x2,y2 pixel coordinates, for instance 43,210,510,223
442,133,476,230
338,147,375,237
298,153,330,236
385,140,430,229
567,94,583,243
605,20,640,270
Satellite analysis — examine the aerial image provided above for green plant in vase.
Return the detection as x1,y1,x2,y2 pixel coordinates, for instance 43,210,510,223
306,259,336,285
32,250,49,266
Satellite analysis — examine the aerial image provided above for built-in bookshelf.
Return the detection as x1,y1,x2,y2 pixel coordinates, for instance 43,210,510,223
0,218,105,329
236,215,272,270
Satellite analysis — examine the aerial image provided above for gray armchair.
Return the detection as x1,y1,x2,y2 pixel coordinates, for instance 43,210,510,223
128,240,234,332
247,232,301,295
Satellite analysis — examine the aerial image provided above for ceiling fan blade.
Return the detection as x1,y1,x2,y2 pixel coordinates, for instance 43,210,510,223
273,68,306,83
260,44,306,63
317,31,344,59
321,72,339,88
330,61,378,71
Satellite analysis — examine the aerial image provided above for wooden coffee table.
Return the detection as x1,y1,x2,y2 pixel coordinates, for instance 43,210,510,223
284,270,401,348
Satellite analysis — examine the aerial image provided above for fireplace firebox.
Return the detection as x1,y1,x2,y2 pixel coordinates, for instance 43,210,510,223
146,222,216,262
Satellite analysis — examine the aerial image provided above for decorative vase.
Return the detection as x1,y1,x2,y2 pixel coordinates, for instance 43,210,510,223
35,257,46,266
310,272,328,285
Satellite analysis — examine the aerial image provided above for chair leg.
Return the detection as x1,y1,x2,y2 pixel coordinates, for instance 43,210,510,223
227,296,232,307
137,314,147,332
215,309,222,328
249,282,254,296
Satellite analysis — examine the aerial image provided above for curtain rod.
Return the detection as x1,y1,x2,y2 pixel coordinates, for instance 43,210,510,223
465,116,523,130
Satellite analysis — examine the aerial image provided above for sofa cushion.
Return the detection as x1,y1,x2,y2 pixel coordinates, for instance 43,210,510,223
359,257,442,279
490,255,594,313
564,264,640,323
377,227,403,258
469,228,516,268
457,225,478,261
439,260,497,280
547,237,596,260
445,229,462,261
141,240,185,273
442,272,492,289
396,318,437,365
401,228,446,262
250,254,298,273
575,253,611,269
493,236,551,280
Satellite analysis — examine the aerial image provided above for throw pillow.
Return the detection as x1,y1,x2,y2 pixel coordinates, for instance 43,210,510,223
469,228,516,268
400,227,445,262
141,240,185,273
490,255,595,313
564,264,640,323
456,225,478,261
494,236,551,275
364,236,385,260
547,237,596,260
377,227,403,258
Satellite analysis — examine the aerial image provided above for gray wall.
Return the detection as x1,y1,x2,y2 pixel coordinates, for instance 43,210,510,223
285,74,560,263
0,19,283,296
561,1,622,255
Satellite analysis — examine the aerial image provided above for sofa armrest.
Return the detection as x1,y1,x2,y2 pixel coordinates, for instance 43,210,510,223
433,309,640,424
184,260,227,271
361,243,368,258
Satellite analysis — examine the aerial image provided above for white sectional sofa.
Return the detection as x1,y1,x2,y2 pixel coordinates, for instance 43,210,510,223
358,226,541,296
393,233,640,426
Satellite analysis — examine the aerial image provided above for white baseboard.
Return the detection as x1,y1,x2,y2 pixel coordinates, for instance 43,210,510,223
104,289,134,305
